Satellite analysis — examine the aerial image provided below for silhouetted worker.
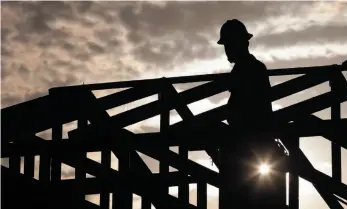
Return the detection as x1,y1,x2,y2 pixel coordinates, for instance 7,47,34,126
219,19,272,131
217,19,287,209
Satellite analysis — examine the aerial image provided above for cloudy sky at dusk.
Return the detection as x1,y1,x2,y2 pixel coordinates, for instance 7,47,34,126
1,1,347,209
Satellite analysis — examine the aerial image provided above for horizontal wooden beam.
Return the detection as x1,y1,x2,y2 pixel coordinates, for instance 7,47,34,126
58,66,336,128
59,153,199,209
3,63,342,143
53,172,196,194
3,118,347,158
97,85,159,111
1,96,54,140
3,135,200,209
271,71,329,101
68,80,228,139
1,90,86,142
69,70,347,141
1,166,100,209
56,89,201,209
164,92,346,141
50,64,344,91
71,124,220,188
17,135,199,209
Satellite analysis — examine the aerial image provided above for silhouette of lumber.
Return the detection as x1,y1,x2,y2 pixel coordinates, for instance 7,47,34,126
8,136,198,208
3,117,347,159
4,119,347,199
1,167,99,209
51,64,345,90
284,134,299,209
67,89,199,209
1,65,343,142
330,71,343,183
67,70,346,141
51,172,196,193
1,62,347,209
158,88,171,205
6,125,347,200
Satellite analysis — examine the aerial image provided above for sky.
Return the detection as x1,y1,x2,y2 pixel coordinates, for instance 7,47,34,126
1,1,347,209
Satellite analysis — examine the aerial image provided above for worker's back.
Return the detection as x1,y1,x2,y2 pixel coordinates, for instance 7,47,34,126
226,54,273,130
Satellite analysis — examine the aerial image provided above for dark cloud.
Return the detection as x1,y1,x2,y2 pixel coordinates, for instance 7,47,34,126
1,90,47,109
118,2,275,66
74,1,93,14
88,42,105,54
1,93,22,107
264,54,347,69
1,28,11,42
253,25,347,49
2,2,72,41
122,1,273,37
1,1,346,118
119,4,141,31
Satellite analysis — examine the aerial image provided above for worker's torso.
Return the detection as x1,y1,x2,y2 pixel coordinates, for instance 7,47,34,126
227,55,273,126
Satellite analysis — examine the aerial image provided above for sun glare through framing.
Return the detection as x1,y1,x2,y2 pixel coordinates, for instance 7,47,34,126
259,163,271,175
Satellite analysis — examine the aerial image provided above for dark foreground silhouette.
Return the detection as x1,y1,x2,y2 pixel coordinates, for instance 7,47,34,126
1,19,347,209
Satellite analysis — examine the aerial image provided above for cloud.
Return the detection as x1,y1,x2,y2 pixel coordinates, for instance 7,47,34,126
2,1,346,108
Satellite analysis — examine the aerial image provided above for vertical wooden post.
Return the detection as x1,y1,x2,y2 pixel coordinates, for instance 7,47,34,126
141,200,152,209
100,149,111,209
38,111,51,184
76,118,88,206
330,74,342,182
197,181,207,209
39,148,51,183
24,154,35,178
159,90,170,196
284,135,299,209
218,146,231,209
51,124,62,182
113,144,132,209
179,144,189,204
9,148,21,174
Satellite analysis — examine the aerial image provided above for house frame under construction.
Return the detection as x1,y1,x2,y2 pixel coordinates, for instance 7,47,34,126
1,61,347,209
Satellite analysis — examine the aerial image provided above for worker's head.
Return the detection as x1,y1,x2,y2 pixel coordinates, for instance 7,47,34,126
217,19,253,63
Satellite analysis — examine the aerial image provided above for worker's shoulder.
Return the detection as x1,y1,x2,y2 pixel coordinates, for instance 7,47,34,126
249,56,267,70
241,56,267,73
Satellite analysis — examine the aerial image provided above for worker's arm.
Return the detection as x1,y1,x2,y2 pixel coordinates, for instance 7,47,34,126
248,61,269,90
227,67,240,92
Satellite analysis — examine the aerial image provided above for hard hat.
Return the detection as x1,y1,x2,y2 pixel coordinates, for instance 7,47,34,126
217,19,253,45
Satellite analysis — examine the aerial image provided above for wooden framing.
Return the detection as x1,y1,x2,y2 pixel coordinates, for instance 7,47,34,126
1,62,347,209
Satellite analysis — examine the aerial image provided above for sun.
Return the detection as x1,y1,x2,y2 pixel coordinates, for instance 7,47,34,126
259,163,271,175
